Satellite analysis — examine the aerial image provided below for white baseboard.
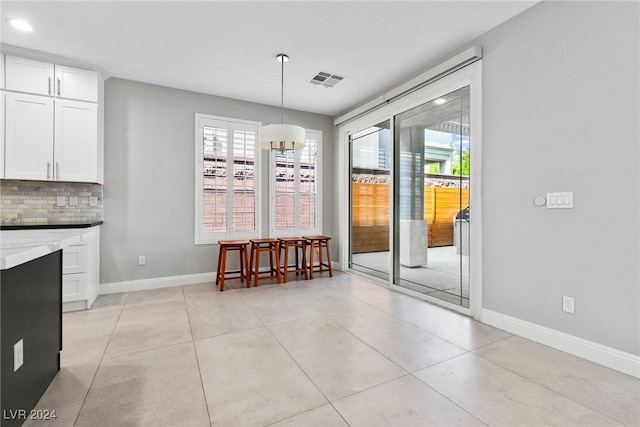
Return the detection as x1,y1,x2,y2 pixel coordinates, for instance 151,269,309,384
63,300,88,313
482,309,640,379
100,272,216,295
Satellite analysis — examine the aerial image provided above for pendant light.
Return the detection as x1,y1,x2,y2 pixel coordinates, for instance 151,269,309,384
260,54,306,153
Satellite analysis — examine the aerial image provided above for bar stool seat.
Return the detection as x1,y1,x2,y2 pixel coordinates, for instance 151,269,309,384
277,237,308,283
249,238,281,286
303,235,333,279
216,240,250,292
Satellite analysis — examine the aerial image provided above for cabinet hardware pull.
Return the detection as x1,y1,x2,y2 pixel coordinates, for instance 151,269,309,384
48,77,52,95
57,78,61,96
47,162,51,179
56,162,60,179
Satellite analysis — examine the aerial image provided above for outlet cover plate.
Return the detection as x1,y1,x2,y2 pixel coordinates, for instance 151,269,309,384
14,339,24,371
563,296,575,314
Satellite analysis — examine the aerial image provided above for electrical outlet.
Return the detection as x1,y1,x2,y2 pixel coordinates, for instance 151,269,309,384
138,256,146,266
14,339,24,372
562,296,575,314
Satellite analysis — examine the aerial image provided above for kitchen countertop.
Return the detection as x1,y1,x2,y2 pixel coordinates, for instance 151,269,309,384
0,220,103,231
0,226,100,270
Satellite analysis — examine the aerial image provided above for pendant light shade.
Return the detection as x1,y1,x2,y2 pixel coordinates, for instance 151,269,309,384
260,53,305,152
259,123,306,151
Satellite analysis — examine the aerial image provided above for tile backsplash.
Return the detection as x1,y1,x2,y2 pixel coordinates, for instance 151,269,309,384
1,180,103,225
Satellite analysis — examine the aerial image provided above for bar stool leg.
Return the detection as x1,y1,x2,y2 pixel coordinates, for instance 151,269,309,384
301,241,308,279
274,242,282,283
283,243,290,283
325,240,333,277
242,246,250,288
253,245,260,287
219,247,227,292
269,247,275,277
215,247,223,288
308,240,315,280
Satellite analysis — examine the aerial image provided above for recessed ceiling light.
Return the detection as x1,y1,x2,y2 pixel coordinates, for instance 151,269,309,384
434,98,447,105
6,18,33,32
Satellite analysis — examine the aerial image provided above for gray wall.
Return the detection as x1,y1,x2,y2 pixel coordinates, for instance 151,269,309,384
102,78,334,284
474,1,639,355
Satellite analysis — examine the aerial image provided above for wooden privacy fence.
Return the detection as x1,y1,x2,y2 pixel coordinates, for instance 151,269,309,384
351,182,468,253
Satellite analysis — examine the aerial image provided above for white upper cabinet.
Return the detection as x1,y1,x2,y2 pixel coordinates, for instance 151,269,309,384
5,56,55,96
1,54,5,178
5,92,55,180
55,65,98,102
2,54,100,182
1,54,5,90
5,55,97,101
54,99,98,182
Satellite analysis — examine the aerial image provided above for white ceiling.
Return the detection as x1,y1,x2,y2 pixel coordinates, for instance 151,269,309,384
0,1,538,116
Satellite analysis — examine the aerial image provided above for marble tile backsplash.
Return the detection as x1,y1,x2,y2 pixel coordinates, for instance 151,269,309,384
0,180,103,225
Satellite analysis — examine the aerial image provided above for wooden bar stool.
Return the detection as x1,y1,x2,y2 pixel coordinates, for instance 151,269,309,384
303,235,333,279
277,237,308,283
216,240,250,292
248,238,281,286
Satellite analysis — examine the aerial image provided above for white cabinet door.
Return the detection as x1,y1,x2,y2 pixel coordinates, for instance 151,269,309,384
1,54,5,90
5,55,54,96
63,245,88,274
63,273,88,302
55,65,98,102
54,99,98,182
5,92,54,180
1,91,4,178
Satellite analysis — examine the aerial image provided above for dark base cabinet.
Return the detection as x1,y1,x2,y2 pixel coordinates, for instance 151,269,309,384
1,251,62,427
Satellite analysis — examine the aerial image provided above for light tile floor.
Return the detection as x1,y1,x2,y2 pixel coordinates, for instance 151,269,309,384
27,272,639,427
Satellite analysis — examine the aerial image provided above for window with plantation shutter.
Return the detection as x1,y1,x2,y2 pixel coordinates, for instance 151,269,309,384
195,114,261,244
270,129,322,236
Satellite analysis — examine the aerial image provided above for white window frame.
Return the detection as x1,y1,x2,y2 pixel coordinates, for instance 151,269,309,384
195,113,262,244
269,129,323,237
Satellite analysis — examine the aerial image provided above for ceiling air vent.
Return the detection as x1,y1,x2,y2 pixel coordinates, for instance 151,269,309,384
308,71,346,88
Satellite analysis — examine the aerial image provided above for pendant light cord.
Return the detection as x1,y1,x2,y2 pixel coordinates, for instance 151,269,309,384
281,56,285,124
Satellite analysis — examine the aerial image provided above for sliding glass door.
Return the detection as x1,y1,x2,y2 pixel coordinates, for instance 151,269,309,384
393,86,470,307
345,76,475,311
349,120,391,281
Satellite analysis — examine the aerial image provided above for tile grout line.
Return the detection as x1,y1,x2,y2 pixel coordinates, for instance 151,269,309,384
409,369,490,427
182,285,213,427
229,284,353,426
72,291,130,427
369,299,491,352
263,319,353,426
470,350,625,426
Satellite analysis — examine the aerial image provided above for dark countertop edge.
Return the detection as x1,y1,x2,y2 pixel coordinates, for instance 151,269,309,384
0,221,103,231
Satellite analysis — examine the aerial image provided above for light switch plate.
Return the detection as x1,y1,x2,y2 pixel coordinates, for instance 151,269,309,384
547,192,573,209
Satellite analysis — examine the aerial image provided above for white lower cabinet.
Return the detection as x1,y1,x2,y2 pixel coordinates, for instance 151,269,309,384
62,226,100,312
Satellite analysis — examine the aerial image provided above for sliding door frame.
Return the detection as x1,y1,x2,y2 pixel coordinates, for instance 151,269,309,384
338,62,483,319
